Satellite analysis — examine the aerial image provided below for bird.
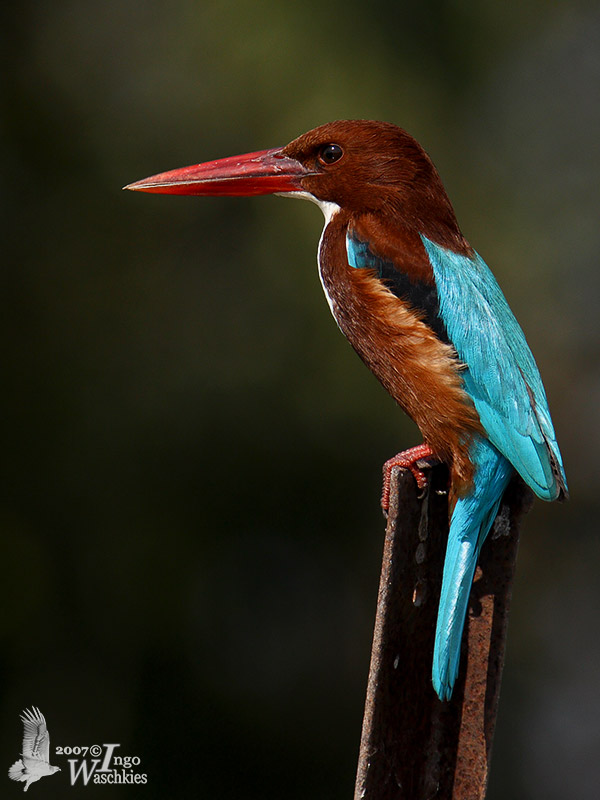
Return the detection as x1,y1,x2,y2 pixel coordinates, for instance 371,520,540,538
8,707,61,791
125,120,568,700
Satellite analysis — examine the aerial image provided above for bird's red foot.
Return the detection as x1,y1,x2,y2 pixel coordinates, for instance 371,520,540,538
381,444,437,513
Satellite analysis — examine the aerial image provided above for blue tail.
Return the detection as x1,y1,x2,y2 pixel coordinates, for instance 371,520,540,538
432,438,514,700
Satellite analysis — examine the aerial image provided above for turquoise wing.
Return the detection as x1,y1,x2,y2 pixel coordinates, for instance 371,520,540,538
421,236,567,501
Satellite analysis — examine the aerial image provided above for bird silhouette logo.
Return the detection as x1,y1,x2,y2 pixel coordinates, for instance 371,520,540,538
8,707,60,791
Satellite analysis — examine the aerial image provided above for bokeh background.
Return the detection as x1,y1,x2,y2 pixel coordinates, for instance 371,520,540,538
3,1,599,797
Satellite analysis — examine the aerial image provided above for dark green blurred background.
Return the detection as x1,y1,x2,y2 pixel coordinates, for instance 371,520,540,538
3,1,599,797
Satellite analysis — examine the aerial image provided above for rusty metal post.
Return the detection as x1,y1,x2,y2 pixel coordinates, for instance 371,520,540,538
354,464,533,800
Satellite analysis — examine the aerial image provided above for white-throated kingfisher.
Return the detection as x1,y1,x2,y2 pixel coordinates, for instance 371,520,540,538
125,120,568,701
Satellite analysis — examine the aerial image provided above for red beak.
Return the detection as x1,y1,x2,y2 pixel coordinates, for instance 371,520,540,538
124,148,312,197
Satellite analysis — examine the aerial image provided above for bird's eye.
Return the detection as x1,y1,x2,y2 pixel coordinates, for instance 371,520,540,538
318,144,344,166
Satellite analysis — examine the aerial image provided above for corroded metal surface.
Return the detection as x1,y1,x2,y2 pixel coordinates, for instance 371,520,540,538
354,466,532,800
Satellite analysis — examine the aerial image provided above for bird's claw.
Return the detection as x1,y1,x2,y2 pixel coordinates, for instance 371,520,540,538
381,444,436,514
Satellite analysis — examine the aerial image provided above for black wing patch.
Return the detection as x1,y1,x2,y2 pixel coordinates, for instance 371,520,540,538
346,232,449,344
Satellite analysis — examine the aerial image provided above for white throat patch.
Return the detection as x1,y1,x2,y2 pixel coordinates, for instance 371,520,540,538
277,191,342,319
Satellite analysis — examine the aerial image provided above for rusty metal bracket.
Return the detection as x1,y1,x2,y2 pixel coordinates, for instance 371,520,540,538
354,464,533,800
